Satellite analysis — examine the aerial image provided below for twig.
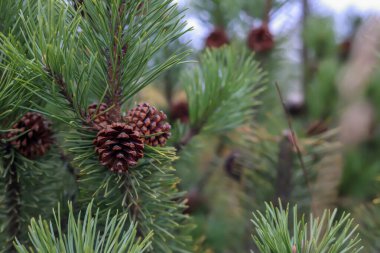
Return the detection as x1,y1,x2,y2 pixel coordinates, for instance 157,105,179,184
263,0,273,24
175,127,200,152
4,148,20,253
44,67,86,119
273,135,294,204
275,82,312,193
301,0,310,88
105,3,126,121
122,176,144,237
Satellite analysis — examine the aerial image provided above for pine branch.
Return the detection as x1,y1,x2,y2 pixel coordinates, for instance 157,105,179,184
175,127,200,151
179,47,265,150
251,202,363,253
357,203,380,252
105,2,127,121
273,134,294,204
15,200,153,252
4,150,21,253
301,0,310,89
44,68,75,109
263,0,272,24
275,82,311,193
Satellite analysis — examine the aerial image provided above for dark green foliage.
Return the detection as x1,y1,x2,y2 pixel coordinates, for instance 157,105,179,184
0,146,67,251
15,201,152,252
306,58,339,119
0,0,194,251
357,204,380,253
304,17,337,60
251,202,362,253
183,46,266,135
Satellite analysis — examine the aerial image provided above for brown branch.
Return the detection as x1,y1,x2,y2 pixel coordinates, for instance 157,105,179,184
301,0,310,88
175,127,200,152
122,176,144,237
105,3,126,122
44,67,86,119
263,0,273,24
4,149,21,253
273,135,294,204
275,82,312,193
55,74,75,108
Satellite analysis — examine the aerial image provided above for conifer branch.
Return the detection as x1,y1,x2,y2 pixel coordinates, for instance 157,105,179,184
105,2,126,121
15,201,153,252
54,73,75,109
43,64,90,121
275,82,312,193
4,149,21,253
273,134,294,204
121,176,144,237
301,0,310,89
263,0,272,24
176,127,200,151
251,202,363,253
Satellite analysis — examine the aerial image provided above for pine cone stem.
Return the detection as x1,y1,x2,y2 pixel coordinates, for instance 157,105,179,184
5,155,21,253
176,127,199,151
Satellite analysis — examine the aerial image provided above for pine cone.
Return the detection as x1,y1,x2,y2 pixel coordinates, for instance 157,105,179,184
205,27,229,49
6,112,53,159
93,122,144,173
339,38,351,60
224,151,243,181
247,24,274,53
86,103,111,130
170,101,189,123
126,103,171,147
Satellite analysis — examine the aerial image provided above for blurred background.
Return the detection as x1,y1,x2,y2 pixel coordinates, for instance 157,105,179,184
142,0,380,252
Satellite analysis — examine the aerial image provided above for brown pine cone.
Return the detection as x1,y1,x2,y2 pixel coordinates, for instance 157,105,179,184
247,24,274,53
86,103,111,130
205,27,229,49
170,101,189,123
224,151,243,182
339,39,351,60
126,103,171,147
6,112,53,159
93,122,144,173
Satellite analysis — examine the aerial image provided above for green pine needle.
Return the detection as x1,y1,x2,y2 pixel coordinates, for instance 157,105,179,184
251,202,363,253
14,200,152,252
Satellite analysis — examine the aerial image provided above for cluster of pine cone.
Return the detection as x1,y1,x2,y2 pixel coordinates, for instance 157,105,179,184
88,102,171,173
205,23,274,53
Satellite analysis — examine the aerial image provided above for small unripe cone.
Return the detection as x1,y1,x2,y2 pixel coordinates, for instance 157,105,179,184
86,103,111,130
93,122,144,173
247,24,274,53
205,27,229,49
126,103,171,147
6,112,53,159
